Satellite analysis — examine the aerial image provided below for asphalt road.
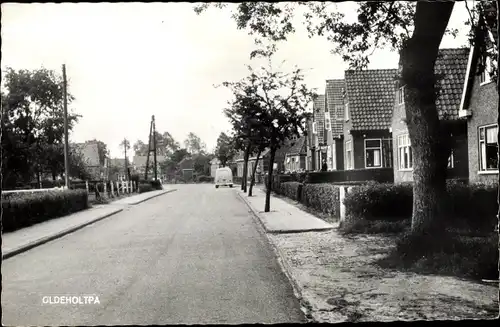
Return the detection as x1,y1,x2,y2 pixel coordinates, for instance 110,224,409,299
2,184,305,325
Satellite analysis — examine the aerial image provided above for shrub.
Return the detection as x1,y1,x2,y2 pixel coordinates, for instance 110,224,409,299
150,179,163,190
197,175,214,183
2,189,89,232
377,231,499,281
300,183,341,218
280,182,303,201
138,183,154,193
344,183,413,222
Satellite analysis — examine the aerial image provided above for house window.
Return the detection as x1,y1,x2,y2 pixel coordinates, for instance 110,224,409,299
345,140,353,170
365,139,382,168
448,150,454,169
479,124,498,171
325,112,331,131
397,134,413,170
397,86,405,105
345,103,350,121
312,122,318,134
480,49,493,85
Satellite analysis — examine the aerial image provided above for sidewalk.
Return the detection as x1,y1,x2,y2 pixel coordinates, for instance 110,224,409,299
2,188,176,260
236,188,335,233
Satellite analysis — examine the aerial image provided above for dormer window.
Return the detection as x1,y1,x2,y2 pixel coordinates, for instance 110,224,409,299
397,86,405,105
480,48,494,85
325,112,331,131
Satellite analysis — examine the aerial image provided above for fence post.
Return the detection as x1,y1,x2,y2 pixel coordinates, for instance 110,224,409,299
339,186,346,224
104,182,108,196
115,181,119,196
85,181,89,193
110,181,115,197
131,181,134,193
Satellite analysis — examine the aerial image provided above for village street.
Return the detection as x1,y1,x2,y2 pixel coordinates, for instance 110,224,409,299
1,184,305,325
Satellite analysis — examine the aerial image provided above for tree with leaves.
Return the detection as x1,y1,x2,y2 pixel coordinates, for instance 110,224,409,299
184,132,207,155
222,62,314,212
196,1,499,234
120,138,131,180
215,132,236,167
1,67,81,188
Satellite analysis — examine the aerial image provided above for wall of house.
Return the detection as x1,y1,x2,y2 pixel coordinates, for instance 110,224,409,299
335,138,344,170
349,130,392,170
466,73,498,184
392,101,470,183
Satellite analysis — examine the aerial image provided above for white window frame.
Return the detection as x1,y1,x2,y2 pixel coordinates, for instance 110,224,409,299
397,86,405,105
312,122,318,134
397,134,413,171
345,140,353,170
448,149,454,169
478,124,499,173
480,48,494,86
345,103,350,122
364,138,382,169
325,112,331,131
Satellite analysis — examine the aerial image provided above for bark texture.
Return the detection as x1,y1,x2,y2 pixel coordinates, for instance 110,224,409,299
242,144,251,192
401,1,455,235
265,147,276,213
248,149,261,197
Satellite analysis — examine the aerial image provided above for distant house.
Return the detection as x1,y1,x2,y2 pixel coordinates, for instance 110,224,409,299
133,155,166,179
309,94,326,171
458,14,498,184
325,79,346,170
284,136,307,172
71,142,103,180
178,157,195,181
107,158,128,181
234,148,271,180
343,69,397,171
210,158,221,178
392,48,470,183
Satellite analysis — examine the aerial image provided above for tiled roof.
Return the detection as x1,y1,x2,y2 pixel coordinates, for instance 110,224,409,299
313,94,326,143
434,48,469,120
345,69,398,131
325,79,345,136
133,155,167,167
71,142,101,167
286,136,306,155
108,158,126,167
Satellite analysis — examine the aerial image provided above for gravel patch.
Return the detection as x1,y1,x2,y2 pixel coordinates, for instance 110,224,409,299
269,230,499,322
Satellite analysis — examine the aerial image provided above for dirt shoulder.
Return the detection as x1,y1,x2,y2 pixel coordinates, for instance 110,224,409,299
269,229,499,322
258,188,499,322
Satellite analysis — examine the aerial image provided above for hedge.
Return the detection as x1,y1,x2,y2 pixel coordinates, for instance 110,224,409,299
344,181,499,232
197,175,214,183
138,183,154,193
2,189,89,232
300,183,341,218
280,182,303,202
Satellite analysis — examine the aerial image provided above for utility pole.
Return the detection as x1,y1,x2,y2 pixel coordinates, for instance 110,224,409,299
123,138,129,181
62,64,70,189
153,115,158,181
144,115,158,181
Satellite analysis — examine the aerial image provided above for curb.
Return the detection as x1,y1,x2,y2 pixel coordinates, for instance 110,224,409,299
235,191,315,322
2,208,123,260
126,189,177,205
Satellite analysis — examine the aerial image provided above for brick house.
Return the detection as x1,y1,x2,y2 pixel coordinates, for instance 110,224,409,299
284,136,307,172
71,142,103,180
107,158,128,181
178,157,195,181
392,48,470,183
325,79,346,171
235,148,271,179
458,15,498,184
309,94,326,171
133,155,167,179
343,69,397,171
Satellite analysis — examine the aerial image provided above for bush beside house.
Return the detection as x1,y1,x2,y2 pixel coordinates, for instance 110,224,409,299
2,189,89,232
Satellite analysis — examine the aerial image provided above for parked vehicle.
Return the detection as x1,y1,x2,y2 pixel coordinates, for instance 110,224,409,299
214,167,233,189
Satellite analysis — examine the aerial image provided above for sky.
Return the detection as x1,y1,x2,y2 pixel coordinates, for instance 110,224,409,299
1,2,472,159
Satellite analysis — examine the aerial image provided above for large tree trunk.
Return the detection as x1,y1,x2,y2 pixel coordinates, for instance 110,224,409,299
248,149,262,197
496,0,499,233
401,1,455,235
265,147,276,213
242,144,251,192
